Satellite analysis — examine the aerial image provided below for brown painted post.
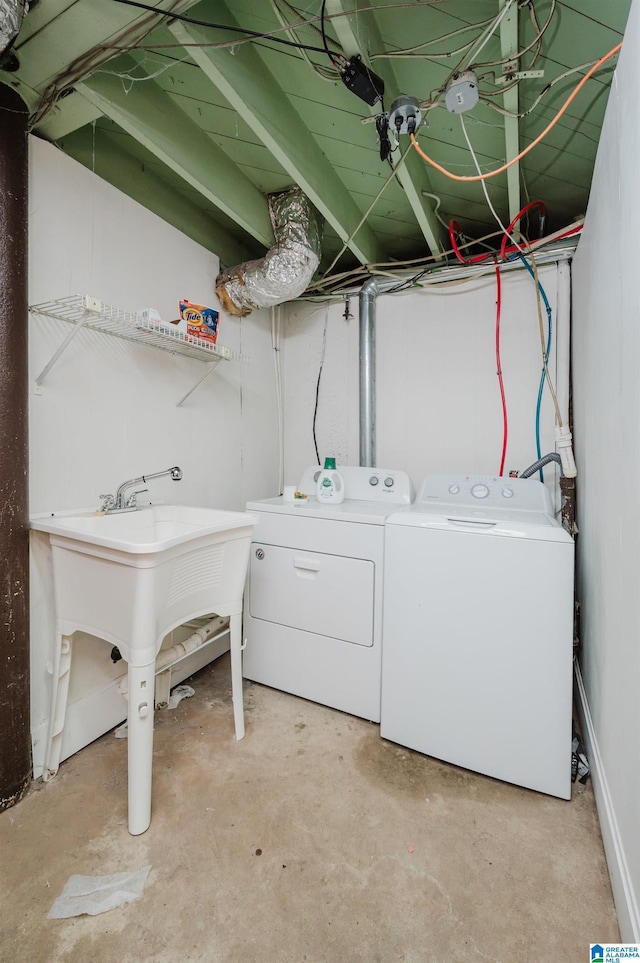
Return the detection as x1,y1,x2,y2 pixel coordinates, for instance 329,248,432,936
0,83,31,808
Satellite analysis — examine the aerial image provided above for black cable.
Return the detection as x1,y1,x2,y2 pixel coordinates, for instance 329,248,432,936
312,309,330,464
312,361,323,464
320,0,341,67
108,0,343,57
384,266,432,294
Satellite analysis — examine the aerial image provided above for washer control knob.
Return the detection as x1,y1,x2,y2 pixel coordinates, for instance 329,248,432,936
384,477,394,487
471,483,490,499
255,548,265,560
448,484,460,495
369,475,379,486
502,487,514,498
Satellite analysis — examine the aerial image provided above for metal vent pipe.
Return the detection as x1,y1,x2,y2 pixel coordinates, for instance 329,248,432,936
359,277,379,468
359,275,400,468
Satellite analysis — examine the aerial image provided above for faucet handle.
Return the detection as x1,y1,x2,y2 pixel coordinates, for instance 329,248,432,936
99,493,116,512
126,488,148,508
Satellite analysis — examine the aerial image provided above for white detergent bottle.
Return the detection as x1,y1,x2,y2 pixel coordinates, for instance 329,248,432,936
316,457,345,504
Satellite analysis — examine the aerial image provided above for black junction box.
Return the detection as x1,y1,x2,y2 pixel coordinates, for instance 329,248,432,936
340,56,384,106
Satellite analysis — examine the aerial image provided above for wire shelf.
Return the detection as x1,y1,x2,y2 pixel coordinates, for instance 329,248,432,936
29,295,232,363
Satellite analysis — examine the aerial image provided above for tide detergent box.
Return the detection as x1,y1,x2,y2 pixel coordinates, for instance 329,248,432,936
179,300,219,344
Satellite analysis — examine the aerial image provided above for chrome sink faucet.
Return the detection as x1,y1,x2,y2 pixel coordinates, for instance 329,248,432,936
99,466,183,513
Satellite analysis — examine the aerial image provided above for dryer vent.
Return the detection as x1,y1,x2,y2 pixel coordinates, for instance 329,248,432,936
215,187,323,317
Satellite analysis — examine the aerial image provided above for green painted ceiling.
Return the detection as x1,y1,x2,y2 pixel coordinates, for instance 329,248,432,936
2,0,631,279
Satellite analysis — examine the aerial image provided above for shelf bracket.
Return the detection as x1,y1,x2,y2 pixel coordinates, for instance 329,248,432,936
34,305,99,385
176,357,224,407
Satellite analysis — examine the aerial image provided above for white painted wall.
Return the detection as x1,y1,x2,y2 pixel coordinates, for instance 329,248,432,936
28,138,279,773
283,263,566,496
572,0,640,940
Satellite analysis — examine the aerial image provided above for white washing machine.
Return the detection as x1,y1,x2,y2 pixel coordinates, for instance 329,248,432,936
243,466,413,722
381,474,574,799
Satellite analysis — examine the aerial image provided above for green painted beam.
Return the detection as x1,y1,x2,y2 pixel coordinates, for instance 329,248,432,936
15,0,202,89
326,0,448,258
168,2,384,267
77,58,273,248
36,91,104,140
499,0,520,222
56,127,256,267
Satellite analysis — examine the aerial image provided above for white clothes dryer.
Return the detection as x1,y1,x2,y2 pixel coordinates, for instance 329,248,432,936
381,474,574,798
243,466,413,722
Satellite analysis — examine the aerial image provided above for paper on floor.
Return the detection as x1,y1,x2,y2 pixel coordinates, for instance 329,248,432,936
113,684,194,740
47,866,151,919
168,684,195,709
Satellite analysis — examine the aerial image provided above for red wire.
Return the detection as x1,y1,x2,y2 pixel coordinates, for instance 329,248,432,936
448,217,582,268
495,261,508,476
449,219,494,265
499,200,547,260
449,220,468,264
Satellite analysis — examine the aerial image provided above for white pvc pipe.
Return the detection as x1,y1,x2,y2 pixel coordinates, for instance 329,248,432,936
155,616,229,672
556,259,571,427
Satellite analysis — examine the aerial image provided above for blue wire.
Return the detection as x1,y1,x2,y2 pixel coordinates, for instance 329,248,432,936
517,255,553,481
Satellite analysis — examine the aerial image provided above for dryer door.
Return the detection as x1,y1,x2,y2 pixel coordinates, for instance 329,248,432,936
249,543,375,646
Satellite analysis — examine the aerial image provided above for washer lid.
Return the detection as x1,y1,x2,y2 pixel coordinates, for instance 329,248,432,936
246,495,400,525
385,503,573,543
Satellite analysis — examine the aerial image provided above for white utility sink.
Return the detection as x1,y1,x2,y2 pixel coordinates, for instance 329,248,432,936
31,504,258,835
33,504,255,553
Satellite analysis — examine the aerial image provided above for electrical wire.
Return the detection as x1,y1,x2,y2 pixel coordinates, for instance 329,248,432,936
459,116,562,478
459,114,511,476
108,0,344,57
409,42,622,182
470,0,556,71
370,16,495,61
29,0,179,127
271,0,339,79
478,57,603,120
371,17,495,60
320,0,342,68
464,0,517,67
271,305,285,493
421,191,450,230
494,260,508,476
312,306,330,463
499,200,546,260
318,140,414,282
102,1,472,53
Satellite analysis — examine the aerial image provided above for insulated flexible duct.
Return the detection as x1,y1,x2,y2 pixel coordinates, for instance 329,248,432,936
0,0,26,54
215,187,323,317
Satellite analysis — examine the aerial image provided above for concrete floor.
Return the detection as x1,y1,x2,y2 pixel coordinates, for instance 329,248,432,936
0,653,618,963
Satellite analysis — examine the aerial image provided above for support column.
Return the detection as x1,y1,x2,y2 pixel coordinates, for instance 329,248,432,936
0,83,31,809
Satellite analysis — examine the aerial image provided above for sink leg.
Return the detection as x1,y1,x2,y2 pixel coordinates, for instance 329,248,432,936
229,613,245,741
42,631,73,781
127,661,155,835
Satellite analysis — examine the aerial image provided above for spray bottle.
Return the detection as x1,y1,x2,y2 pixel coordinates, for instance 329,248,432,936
316,457,345,504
